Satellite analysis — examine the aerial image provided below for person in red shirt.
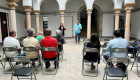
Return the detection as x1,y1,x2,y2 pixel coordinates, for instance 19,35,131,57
41,28,58,68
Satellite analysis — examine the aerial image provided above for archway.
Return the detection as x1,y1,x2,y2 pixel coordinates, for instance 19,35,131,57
78,4,103,38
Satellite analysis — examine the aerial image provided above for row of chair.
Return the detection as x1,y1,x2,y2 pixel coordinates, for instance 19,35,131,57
82,38,140,80
1,46,63,80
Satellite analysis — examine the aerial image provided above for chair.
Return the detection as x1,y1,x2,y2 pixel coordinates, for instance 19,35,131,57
0,55,4,68
23,47,41,73
82,47,99,77
83,41,89,48
127,42,135,58
58,41,64,61
130,49,140,77
103,57,129,80
10,56,37,80
3,47,18,74
41,47,59,75
111,48,128,58
101,42,108,61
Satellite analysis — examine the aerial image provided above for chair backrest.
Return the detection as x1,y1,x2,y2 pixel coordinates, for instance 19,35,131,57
10,56,31,63
23,47,39,52
42,47,57,52
3,47,18,52
111,48,127,57
107,57,129,65
83,41,89,47
83,38,90,42
83,47,98,53
103,42,109,47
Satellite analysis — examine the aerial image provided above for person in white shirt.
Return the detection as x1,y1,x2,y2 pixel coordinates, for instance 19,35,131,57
3,30,21,57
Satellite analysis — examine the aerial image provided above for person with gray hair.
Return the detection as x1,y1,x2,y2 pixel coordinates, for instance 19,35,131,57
55,30,64,52
23,28,41,66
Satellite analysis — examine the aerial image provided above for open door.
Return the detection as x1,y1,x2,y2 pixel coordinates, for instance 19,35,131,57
0,12,8,43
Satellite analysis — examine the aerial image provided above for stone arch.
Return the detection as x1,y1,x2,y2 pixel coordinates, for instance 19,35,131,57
78,4,103,37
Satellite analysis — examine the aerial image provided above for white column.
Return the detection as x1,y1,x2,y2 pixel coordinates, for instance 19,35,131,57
87,9,92,39
114,9,121,30
60,10,65,25
124,3,135,42
7,0,18,31
23,6,32,29
34,10,40,36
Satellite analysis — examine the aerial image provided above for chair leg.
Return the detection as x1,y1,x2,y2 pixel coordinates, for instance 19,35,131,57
82,60,84,75
103,70,105,80
34,72,37,80
17,76,19,80
130,58,136,71
136,59,140,77
31,73,32,80
11,74,13,80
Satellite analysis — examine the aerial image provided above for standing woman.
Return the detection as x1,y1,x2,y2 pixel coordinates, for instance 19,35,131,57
58,23,66,37
84,33,100,70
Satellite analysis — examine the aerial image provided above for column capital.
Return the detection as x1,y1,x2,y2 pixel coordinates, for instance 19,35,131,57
124,3,135,12
114,8,121,14
60,10,65,15
34,10,40,15
87,9,92,14
7,0,18,10
23,6,32,13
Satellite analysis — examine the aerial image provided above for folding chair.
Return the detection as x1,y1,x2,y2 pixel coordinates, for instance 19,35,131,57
83,41,89,48
3,47,18,74
58,41,64,61
111,48,128,58
101,42,108,61
42,47,59,75
130,49,140,77
127,42,135,58
10,56,37,80
23,47,41,73
0,55,4,68
103,57,129,80
82,47,99,77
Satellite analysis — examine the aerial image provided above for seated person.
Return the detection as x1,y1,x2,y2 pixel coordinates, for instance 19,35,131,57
54,30,64,52
133,40,140,57
103,30,128,66
84,33,100,70
23,28,40,66
3,30,22,58
41,28,59,68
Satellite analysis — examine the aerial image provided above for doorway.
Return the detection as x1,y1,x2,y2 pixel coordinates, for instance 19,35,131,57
0,12,8,43
78,5,102,38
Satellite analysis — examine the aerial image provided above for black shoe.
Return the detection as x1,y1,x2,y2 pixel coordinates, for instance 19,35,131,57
45,62,50,68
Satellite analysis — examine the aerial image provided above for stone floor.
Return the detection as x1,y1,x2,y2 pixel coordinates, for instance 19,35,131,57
0,38,140,80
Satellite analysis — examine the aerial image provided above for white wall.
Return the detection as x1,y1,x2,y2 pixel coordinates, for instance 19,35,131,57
102,13,114,36
31,13,77,37
131,11,140,39
16,13,27,38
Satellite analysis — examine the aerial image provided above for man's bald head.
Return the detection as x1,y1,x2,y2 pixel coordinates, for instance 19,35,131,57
38,31,43,36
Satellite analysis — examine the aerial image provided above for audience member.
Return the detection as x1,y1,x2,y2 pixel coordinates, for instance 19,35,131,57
23,28,41,66
36,31,44,49
41,28,59,68
3,30,21,58
84,33,100,70
54,30,64,52
103,30,128,66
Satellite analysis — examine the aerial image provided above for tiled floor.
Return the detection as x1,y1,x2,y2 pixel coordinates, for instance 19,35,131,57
0,38,140,80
